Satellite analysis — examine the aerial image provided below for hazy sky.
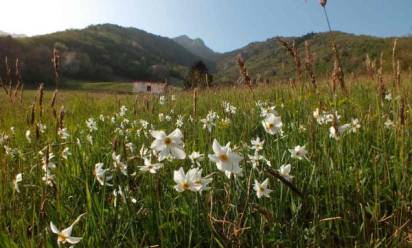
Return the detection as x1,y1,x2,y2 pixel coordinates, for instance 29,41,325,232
1,0,411,52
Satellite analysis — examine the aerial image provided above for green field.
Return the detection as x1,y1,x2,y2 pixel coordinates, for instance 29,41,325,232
61,81,134,93
0,78,411,247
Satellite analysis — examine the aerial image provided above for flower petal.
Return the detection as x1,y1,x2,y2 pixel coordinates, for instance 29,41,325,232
66,236,82,244
50,222,59,234
170,146,186,159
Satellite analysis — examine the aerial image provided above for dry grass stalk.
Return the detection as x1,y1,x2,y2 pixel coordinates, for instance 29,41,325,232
50,89,58,108
331,60,339,93
266,168,303,198
365,54,376,80
30,103,36,126
12,58,23,103
278,39,302,83
58,106,65,130
4,57,12,96
35,123,40,141
236,54,252,87
19,84,24,103
133,96,138,115
392,39,398,86
192,88,197,119
50,89,58,118
396,60,401,88
37,83,44,118
399,97,406,126
377,53,385,100
331,42,346,94
51,48,60,88
304,41,317,89
0,74,5,94
289,78,296,89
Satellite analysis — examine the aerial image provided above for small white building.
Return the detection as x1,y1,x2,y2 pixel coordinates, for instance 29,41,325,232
132,81,167,94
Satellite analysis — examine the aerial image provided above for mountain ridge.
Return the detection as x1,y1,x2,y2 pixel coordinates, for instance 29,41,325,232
0,24,411,87
173,35,220,64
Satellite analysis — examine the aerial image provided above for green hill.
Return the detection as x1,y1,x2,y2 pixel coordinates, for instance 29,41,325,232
0,25,411,88
0,24,205,86
173,35,221,66
215,32,412,83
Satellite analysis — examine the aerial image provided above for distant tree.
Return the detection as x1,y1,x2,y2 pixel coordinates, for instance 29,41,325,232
186,60,213,89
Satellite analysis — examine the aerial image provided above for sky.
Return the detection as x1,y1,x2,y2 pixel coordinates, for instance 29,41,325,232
0,0,411,52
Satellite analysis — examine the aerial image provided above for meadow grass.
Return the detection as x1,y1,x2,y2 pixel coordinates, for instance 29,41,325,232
0,77,411,247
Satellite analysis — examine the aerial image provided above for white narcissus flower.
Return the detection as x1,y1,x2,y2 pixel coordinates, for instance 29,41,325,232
87,135,93,145
38,123,47,133
253,178,272,198
222,101,237,114
150,128,186,161
42,170,56,187
278,164,294,181
260,105,278,118
139,120,149,129
86,118,97,132
61,147,71,160
40,151,56,186
189,151,204,167
200,111,219,133
250,137,264,152
113,186,126,207
221,117,231,127
176,115,184,128
112,152,128,176
384,119,395,129
139,157,163,174
58,128,70,140
14,173,23,193
350,118,361,133
262,113,283,135
289,145,308,160
94,163,112,186
119,105,128,117
338,123,351,134
0,133,9,145
159,95,166,105
125,142,135,154
208,139,243,178
385,92,392,101
50,213,86,247
313,108,320,119
248,152,265,169
329,126,339,140
173,167,212,193
25,130,31,143
139,144,151,158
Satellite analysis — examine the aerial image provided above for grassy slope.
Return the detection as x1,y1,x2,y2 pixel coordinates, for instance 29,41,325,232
0,76,411,247
216,32,412,83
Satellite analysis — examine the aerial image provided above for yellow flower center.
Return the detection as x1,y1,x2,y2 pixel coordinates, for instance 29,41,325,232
164,137,172,145
267,123,274,129
259,186,265,192
58,233,67,243
180,181,190,190
219,153,229,162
